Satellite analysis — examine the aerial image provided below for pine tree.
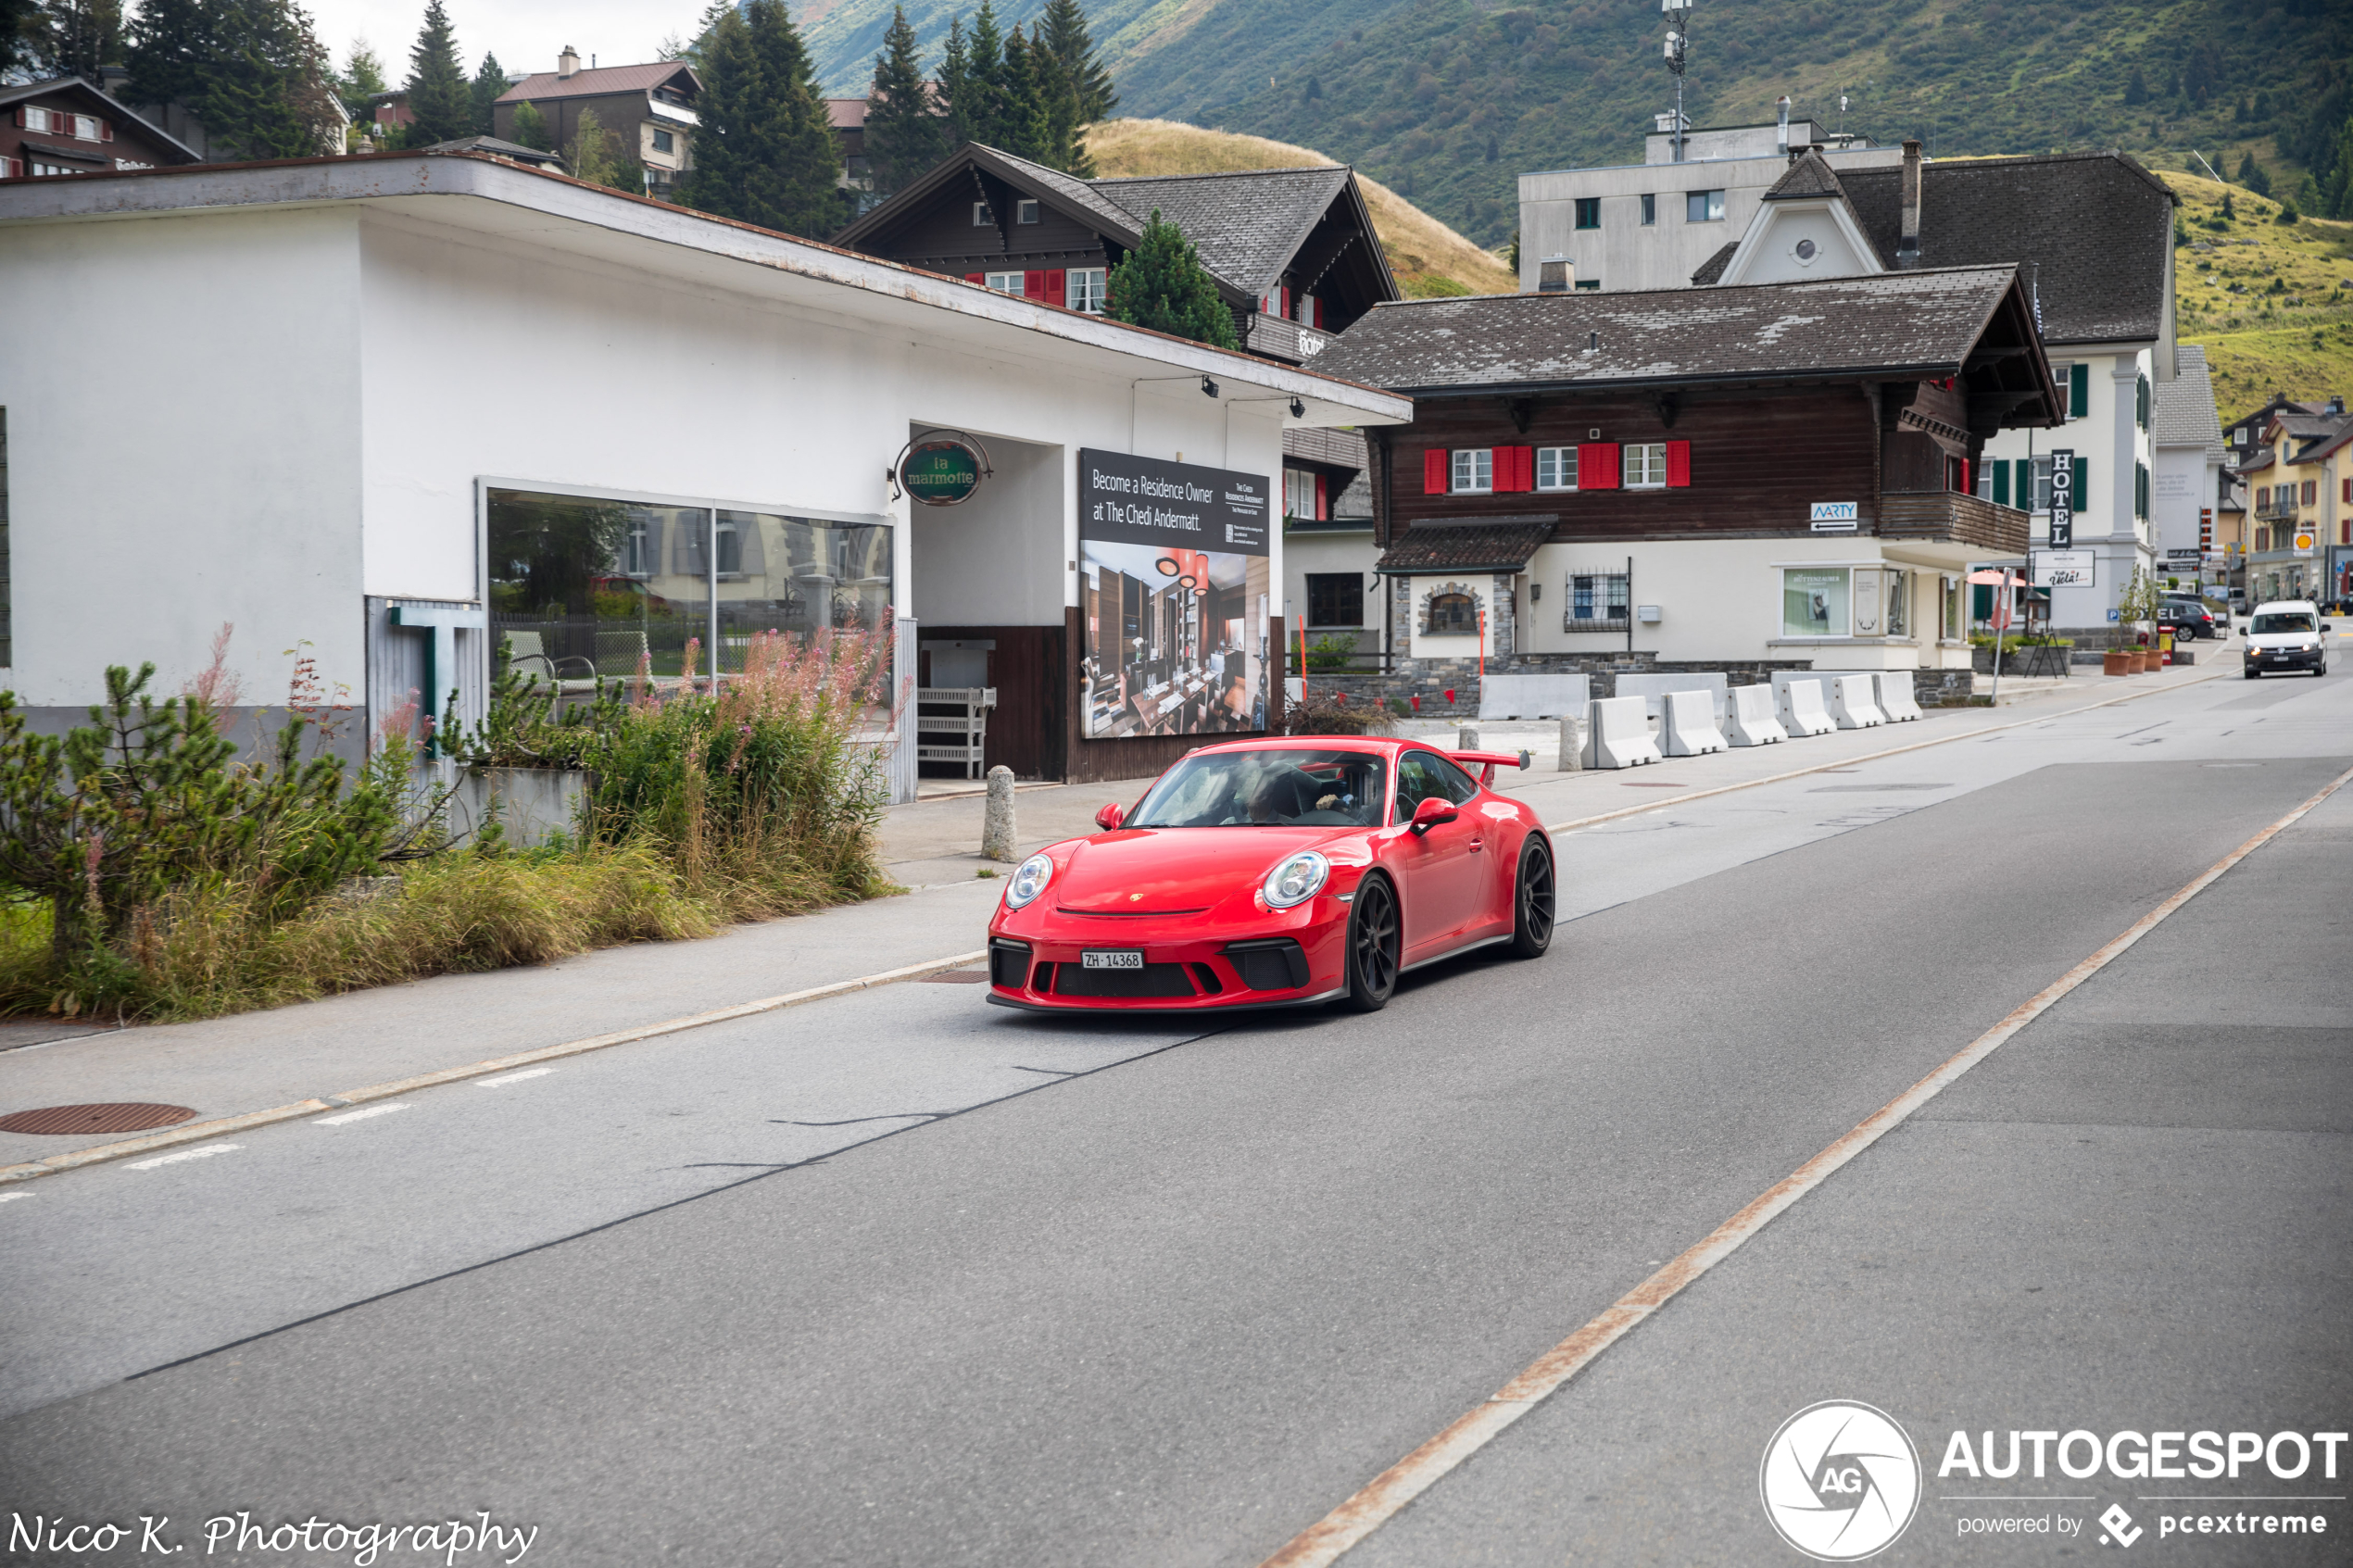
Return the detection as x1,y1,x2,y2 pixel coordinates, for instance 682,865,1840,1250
2237,151,2271,197
937,14,973,146
1037,0,1114,124
962,0,1008,148
44,0,123,81
509,98,550,151
335,38,387,123
1107,209,1237,350
863,4,945,195
399,0,470,147
996,26,1050,162
678,0,736,75
122,0,213,108
1028,20,1092,174
195,0,335,159
686,0,845,238
471,49,505,136
2124,66,2148,106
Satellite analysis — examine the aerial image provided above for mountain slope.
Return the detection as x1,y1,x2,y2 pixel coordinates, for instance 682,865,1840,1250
1084,119,1516,297
803,0,2349,251
2164,169,2353,417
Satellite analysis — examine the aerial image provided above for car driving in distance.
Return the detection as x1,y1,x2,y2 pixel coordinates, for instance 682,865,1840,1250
986,737,1554,1014
2242,600,2330,678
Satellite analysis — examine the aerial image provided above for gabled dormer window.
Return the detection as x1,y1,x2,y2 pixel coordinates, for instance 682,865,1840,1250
973,201,994,226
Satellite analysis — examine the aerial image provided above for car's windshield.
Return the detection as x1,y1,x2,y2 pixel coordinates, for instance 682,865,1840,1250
2252,612,2316,634
1128,748,1390,828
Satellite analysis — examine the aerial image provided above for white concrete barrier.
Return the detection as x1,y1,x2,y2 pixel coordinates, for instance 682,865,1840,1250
1615,671,1730,727
1660,689,1727,756
1776,676,1837,737
1478,671,1591,721
1726,684,1788,746
1830,673,1885,729
1874,671,1925,721
1582,696,1663,769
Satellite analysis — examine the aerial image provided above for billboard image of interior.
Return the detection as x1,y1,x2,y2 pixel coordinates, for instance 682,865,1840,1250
1078,450,1272,739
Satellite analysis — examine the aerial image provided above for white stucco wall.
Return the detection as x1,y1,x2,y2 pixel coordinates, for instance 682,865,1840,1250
1980,345,2156,626
1,207,365,703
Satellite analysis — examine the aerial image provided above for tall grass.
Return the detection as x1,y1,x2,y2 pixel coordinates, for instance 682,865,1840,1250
2,627,900,1022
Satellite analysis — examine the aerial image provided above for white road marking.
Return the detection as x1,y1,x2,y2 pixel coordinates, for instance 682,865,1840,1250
126,1144,243,1171
476,1069,555,1087
314,1104,410,1126
0,1190,31,1203
1261,759,2353,1568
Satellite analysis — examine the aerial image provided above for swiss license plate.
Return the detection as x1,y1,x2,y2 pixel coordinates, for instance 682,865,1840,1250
1082,949,1144,970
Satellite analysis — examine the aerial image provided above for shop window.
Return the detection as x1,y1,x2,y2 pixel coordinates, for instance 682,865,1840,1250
1884,569,1910,638
1451,448,1492,495
1306,573,1364,628
1535,445,1579,492
1424,591,1479,636
1782,567,1849,637
1067,267,1107,313
1016,198,1040,224
1686,189,1725,222
1641,194,1656,225
1575,197,1601,230
1567,571,1629,632
1623,443,1667,489
1942,574,1961,641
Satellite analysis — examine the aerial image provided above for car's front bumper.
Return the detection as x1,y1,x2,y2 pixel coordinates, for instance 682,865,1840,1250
2246,646,2322,671
983,904,1352,1012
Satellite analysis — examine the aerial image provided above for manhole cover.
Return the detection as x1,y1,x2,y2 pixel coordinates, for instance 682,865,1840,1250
0,1102,201,1135
920,970,990,984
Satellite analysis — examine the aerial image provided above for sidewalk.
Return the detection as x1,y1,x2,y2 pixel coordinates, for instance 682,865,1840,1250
0,654,2225,1180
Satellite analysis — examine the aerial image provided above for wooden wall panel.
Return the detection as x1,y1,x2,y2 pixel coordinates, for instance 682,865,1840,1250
1383,386,1883,543
922,623,1065,782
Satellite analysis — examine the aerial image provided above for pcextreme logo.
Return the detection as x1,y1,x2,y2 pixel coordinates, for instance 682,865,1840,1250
1761,1401,1923,1561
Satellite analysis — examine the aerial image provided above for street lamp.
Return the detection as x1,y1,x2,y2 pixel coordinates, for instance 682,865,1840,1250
1662,0,1693,165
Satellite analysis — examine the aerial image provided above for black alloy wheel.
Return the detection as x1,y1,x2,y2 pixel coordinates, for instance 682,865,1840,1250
1508,835,1555,959
1340,875,1399,1011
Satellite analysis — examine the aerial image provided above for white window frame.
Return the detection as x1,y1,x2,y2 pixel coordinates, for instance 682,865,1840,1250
1450,448,1492,495
651,128,674,155
972,201,994,226
1535,445,1579,492
1623,443,1667,490
1283,468,1319,520
1015,198,1040,224
983,270,1024,295
1066,266,1108,314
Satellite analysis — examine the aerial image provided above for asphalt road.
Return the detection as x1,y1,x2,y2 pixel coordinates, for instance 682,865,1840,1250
1,665,2347,1567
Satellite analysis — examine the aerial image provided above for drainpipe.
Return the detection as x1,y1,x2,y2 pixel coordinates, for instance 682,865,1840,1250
1896,140,1922,269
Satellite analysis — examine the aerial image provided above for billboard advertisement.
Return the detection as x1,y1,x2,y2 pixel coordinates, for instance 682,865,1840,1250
1078,449,1272,739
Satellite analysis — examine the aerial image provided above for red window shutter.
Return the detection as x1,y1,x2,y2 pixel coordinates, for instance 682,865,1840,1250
1022,270,1044,299
1424,449,1449,495
1315,474,1328,520
2,157,18,180
1666,440,1691,488
965,272,983,284
14,107,29,130
1493,445,1531,493
100,119,112,143
1045,269,1065,307
1579,443,1619,490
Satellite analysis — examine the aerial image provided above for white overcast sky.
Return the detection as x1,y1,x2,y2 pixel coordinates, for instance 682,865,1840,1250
306,0,705,80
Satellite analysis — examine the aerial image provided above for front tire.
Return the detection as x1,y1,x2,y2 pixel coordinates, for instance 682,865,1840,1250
1506,835,1555,959
1340,874,1399,1011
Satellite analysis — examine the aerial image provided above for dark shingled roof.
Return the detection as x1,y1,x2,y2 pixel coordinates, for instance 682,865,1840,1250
1763,150,1850,202
1376,519,1554,574
421,133,564,168
1690,240,1739,286
1092,165,1357,297
1314,265,2022,394
1831,152,2173,345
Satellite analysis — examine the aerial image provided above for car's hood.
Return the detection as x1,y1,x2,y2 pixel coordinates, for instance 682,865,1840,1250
1051,825,1359,913
2246,629,2324,649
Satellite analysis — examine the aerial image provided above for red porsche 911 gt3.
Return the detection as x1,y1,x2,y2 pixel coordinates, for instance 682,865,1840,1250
986,736,1555,1013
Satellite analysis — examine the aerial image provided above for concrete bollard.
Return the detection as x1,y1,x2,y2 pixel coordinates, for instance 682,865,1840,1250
1457,725,1480,751
1558,712,1584,771
981,765,1017,861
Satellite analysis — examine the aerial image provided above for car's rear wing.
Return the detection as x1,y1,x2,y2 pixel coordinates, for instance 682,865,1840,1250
1450,749,1534,786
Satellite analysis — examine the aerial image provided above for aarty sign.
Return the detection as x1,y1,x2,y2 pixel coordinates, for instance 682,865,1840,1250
1078,449,1272,741
894,432,990,508
2048,447,2076,548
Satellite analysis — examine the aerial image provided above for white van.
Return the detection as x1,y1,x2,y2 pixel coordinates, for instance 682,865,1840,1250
2242,601,2330,678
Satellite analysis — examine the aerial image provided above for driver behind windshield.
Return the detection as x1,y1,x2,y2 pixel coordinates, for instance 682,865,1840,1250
1128,749,1390,828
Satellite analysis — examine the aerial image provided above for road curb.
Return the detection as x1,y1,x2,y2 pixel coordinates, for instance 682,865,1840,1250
0,948,989,1186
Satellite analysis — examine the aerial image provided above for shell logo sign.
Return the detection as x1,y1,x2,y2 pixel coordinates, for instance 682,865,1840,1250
2294,531,2317,555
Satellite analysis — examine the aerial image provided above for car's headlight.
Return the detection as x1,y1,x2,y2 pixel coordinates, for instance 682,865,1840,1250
1261,850,1329,909
1004,853,1054,909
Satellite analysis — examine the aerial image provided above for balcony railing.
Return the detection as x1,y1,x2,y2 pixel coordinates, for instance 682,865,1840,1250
1878,491,2031,554
1244,312,1330,364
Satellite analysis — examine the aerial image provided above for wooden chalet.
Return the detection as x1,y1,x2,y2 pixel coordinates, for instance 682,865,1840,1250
833,143,1399,366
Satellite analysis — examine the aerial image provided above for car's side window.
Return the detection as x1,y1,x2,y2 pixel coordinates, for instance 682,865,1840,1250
1429,755,1483,804
1394,752,1440,816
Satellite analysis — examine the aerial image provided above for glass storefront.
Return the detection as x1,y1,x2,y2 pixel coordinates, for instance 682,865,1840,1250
1781,567,1849,638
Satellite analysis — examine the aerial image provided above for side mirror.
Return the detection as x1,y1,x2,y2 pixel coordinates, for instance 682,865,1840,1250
1410,796,1459,835
1094,802,1125,832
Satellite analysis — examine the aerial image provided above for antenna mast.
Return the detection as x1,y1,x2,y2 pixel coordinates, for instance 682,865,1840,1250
1662,0,1693,164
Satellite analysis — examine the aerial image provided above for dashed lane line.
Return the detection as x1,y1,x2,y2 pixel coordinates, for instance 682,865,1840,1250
1259,758,2353,1568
